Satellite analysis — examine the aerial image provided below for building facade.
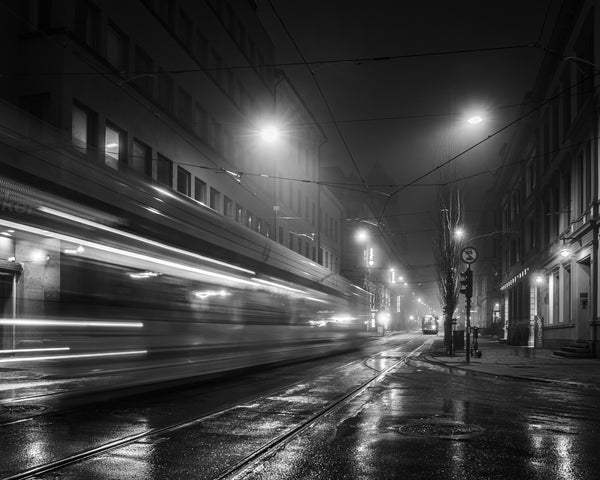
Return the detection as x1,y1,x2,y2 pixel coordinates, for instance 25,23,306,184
0,0,344,269
0,0,351,347
480,0,599,356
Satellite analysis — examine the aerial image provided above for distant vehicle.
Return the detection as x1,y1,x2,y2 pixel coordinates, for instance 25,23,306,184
421,315,439,335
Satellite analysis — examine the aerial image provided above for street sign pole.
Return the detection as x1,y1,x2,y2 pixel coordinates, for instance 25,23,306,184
465,265,471,364
460,247,477,365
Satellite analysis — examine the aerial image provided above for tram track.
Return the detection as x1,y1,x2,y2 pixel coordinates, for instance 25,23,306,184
218,341,432,480
4,338,431,480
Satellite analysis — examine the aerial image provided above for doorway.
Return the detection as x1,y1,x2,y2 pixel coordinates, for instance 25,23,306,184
575,256,591,340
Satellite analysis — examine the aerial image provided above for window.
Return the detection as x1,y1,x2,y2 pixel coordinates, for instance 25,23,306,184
278,226,283,244
223,196,233,219
562,171,571,227
211,119,222,152
132,139,152,177
156,154,173,187
211,49,223,85
177,166,191,196
158,69,174,113
105,124,125,170
193,103,207,139
195,30,208,68
551,93,559,154
227,68,235,97
542,110,550,170
106,23,127,72
551,268,560,325
257,218,263,234
194,177,207,203
258,51,265,79
246,211,254,229
26,0,52,32
72,103,96,153
235,204,243,223
223,131,234,161
176,87,192,127
237,20,246,53
525,157,536,198
575,15,594,110
543,196,551,245
74,1,99,50
177,9,193,51
134,46,153,96
289,232,294,250
526,216,536,252
249,39,256,66
156,0,174,27
561,68,572,136
209,187,220,210
236,81,245,108
225,3,235,32
552,179,560,238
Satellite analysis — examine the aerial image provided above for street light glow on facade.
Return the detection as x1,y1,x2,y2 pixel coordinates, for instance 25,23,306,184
355,229,369,243
260,125,280,143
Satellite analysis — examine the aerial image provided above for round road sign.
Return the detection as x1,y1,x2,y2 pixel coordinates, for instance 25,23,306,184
461,246,478,264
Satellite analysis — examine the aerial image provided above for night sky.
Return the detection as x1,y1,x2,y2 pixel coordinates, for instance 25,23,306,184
256,0,560,304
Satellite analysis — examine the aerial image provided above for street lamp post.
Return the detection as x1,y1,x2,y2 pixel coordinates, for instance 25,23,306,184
260,125,281,242
316,138,326,265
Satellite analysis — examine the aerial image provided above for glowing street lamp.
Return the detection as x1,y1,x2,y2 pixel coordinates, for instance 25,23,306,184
467,115,483,125
260,125,280,143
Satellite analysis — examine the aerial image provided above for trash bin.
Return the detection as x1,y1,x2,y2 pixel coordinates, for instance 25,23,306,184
453,330,465,350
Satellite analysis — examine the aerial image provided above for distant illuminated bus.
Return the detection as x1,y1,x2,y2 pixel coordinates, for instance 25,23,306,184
421,315,438,335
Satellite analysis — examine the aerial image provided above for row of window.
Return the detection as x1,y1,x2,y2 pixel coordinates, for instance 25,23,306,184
503,14,595,240
504,148,593,271
71,101,342,269
150,0,270,83
73,0,323,228
73,0,260,156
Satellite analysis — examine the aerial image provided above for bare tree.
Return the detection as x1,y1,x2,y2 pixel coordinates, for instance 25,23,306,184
433,187,464,354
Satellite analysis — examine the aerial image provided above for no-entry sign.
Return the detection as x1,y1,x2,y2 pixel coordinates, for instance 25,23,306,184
461,246,478,264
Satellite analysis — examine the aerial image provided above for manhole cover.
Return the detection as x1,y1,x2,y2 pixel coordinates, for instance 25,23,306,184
0,404,47,415
398,421,484,439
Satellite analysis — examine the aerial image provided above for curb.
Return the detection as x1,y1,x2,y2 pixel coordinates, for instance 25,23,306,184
407,355,600,391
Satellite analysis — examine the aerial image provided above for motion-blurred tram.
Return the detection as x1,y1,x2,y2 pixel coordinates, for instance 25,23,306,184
0,166,370,396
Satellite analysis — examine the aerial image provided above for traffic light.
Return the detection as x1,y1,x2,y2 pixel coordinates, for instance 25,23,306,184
459,268,472,297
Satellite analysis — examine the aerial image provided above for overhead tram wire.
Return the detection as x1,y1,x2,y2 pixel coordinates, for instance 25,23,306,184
0,2,266,202
376,69,600,223
266,0,404,257
4,43,541,78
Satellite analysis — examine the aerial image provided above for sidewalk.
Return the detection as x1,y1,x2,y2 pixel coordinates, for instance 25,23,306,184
417,336,600,390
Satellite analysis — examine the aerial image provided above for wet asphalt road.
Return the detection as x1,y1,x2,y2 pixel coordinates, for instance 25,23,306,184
1,333,599,480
